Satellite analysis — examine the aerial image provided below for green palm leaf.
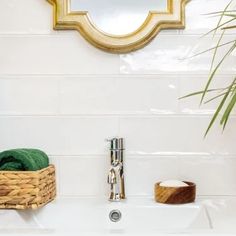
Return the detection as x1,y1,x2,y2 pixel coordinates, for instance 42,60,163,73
182,0,236,135
220,86,236,129
200,41,236,104
204,78,236,136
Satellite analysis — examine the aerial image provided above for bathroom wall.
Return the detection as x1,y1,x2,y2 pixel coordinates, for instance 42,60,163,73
0,0,236,198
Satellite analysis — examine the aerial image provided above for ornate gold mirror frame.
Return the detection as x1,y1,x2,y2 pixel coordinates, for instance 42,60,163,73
47,0,189,53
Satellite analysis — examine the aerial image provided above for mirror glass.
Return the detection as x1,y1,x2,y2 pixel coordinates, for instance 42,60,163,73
70,0,168,35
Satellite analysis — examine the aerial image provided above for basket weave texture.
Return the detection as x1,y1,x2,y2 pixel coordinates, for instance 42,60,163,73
0,165,56,210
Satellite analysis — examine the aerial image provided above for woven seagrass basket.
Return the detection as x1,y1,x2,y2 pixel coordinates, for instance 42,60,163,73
0,165,56,210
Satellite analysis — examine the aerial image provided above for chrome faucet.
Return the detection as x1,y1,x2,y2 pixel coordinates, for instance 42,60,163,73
107,138,126,201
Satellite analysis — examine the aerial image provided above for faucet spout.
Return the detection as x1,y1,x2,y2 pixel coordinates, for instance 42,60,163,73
108,168,117,184
106,138,126,201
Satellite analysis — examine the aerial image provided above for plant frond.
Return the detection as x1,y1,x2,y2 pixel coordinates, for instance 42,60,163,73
200,42,236,105
222,25,236,30
179,88,223,100
204,77,236,137
182,1,236,135
221,85,236,129
201,18,236,38
213,1,233,37
204,10,236,15
187,39,236,59
210,30,225,73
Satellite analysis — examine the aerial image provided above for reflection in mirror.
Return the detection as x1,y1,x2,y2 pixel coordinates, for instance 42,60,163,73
70,0,168,35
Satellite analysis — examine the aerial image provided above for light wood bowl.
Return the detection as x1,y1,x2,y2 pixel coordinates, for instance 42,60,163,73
154,181,196,204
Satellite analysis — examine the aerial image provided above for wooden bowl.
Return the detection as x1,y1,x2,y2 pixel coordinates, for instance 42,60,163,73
154,181,196,204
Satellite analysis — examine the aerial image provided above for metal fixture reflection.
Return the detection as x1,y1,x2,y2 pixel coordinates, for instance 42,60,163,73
107,138,126,201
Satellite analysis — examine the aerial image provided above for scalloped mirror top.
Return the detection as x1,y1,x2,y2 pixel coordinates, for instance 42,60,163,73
47,0,189,53
70,0,168,35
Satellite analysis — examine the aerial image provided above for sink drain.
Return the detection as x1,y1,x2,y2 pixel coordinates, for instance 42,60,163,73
109,210,122,222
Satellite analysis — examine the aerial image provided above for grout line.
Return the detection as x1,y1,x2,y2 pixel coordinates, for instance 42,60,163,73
0,33,236,37
49,154,236,159
0,114,235,118
197,195,236,198
0,73,235,78
56,194,236,198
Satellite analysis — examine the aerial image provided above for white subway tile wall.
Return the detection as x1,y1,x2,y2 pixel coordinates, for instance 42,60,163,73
0,0,236,197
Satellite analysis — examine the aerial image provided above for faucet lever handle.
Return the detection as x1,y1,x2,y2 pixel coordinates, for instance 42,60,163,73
105,137,124,150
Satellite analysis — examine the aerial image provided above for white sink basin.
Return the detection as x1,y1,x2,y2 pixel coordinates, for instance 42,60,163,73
202,197,236,233
0,198,211,235
2,197,236,235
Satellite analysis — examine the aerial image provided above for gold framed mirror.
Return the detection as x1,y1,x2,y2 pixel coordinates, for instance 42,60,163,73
47,0,189,53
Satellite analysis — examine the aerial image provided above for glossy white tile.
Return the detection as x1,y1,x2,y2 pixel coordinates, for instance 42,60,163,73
0,0,52,34
57,156,236,197
184,0,235,35
179,157,236,195
0,116,119,155
179,75,236,115
1,0,236,198
0,35,120,75
120,35,236,74
119,116,236,156
59,76,178,115
0,77,59,114
125,157,179,196
59,157,108,196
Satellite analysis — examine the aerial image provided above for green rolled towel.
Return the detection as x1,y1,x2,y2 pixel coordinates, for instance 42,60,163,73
0,149,49,171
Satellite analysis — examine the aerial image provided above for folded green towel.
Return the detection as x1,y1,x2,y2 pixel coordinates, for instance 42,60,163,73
0,149,49,171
